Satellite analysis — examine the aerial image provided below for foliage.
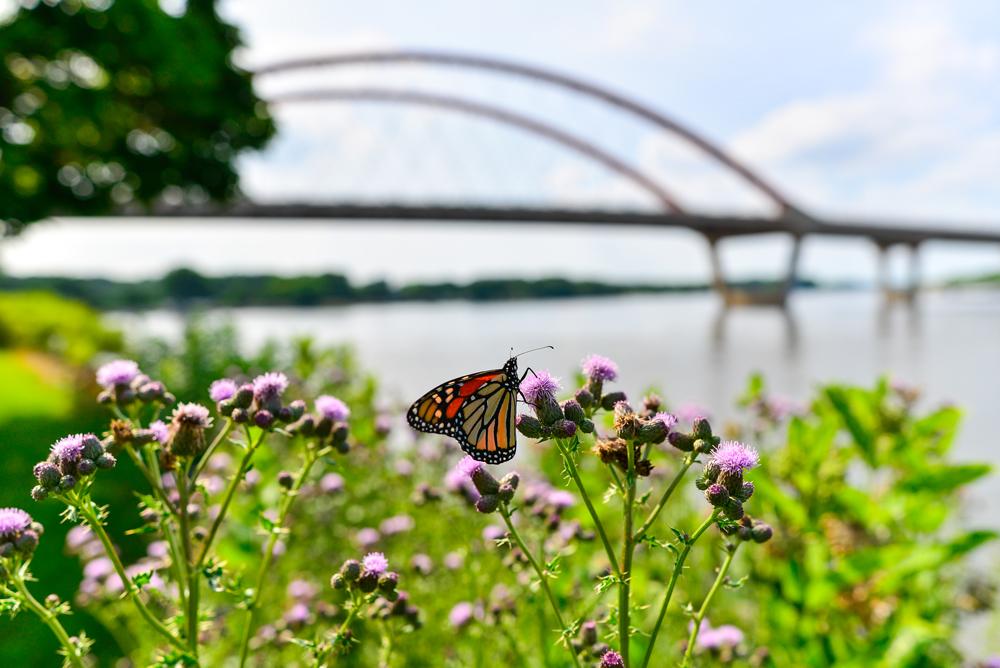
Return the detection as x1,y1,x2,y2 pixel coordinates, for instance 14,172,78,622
0,322,995,667
0,0,274,232
0,290,121,362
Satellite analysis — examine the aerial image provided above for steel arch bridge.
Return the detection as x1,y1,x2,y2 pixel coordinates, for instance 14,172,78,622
157,49,1000,306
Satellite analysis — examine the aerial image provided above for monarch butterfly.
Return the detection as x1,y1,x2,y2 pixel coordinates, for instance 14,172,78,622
406,347,552,464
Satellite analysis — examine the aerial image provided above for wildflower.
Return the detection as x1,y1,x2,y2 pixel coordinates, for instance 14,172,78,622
445,456,481,502
96,359,140,388
676,402,709,424
355,528,380,548
696,620,744,650
593,438,653,476
750,520,773,543
319,473,344,495
515,414,543,438
379,515,415,536
284,602,312,629
482,525,506,543
287,579,317,601
600,649,625,668
411,554,433,575
37,434,114,494
209,378,238,402
149,420,169,444
362,552,388,577
315,395,350,422
167,403,213,457
0,507,40,559
253,372,288,401
710,441,759,495
521,371,560,404
277,471,294,489
582,354,618,382
340,559,362,582
470,465,499,496
600,391,628,411
449,601,476,629
547,490,575,510
613,402,640,439
444,552,464,570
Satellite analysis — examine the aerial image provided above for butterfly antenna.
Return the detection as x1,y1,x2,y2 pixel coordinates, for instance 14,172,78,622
512,345,555,358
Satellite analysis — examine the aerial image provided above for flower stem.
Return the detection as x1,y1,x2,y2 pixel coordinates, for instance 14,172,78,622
237,446,321,668
177,459,198,656
639,510,719,668
499,502,582,668
194,428,264,569
73,496,187,651
618,439,637,667
190,419,233,483
554,438,620,577
633,454,695,544
681,542,740,667
10,574,86,668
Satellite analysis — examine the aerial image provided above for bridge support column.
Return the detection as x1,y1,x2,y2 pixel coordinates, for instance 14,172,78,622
781,234,803,300
876,241,921,305
706,233,798,309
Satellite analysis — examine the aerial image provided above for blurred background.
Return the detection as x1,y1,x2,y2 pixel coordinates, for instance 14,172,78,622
1,0,1000,661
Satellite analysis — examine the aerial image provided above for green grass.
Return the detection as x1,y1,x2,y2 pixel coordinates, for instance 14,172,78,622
0,350,73,423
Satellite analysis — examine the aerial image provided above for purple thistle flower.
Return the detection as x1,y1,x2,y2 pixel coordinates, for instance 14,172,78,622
252,372,288,400
96,359,140,388
449,601,476,628
287,579,317,600
520,370,561,404
600,650,625,668
379,514,415,536
171,403,212,428
445,456,482,495
482,525,506,542
50,434,87,463
675,402,710,424
315,395,350,421
582,354,618,382
149,420,169,444
711,441,759,473
362,551,389,576
84,557,115,580
652,412,678,431
547,490,576,509
0,507,32,538
355,528,380,548
209,379,238,402
319,472,345,494
284,602,311,627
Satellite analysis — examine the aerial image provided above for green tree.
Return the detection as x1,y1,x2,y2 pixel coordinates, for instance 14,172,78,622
0,0,274,233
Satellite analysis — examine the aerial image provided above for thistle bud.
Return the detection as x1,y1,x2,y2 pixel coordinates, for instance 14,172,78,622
33,462,61,489
705,483,729,507
340,560,362,582
168,403,213,457
751,521,773,544
668,432,695,452
475,494,499,514
330,573,346,590
718,469,744,496
59,475,76,491
286,399,306,422
562,399,585,425
723,498,744,520
601,391,628,412
30,486,48,501
575,388,594,409
378,572,399,593
471,467,500,496
96,453,117,470
692,417,713,439
231,408,249,424
76,459,96,476
331,424,349,449
497,483,516,503
499,472,520,490
642,394,662,414
137,381,166,402
288,415,315,436
254,410,275,430
358,571,379,593
637,419,668,445
516,414,543,439
613,402,639,439
703,460,721,483
737,481,755,502
277,471,294,489
232,384,254,409
15,530,38,554
553,419,577,438
579,419,595,434
535,395,564,426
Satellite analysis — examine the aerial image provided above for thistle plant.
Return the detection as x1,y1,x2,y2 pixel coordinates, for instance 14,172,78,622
22,359,362,666
503,354,776,667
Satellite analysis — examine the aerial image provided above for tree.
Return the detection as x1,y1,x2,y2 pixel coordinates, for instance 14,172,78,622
0,0,275,234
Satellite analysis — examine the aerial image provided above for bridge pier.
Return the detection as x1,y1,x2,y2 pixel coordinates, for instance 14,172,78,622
706,233,801,309
876,241,921,305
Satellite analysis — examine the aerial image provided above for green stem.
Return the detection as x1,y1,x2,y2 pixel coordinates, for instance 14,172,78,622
144,444,187,611
554,439,621,577
499,502,582,668
619,439,637,667
177,459,198,656
633,455,695,543
126,446,177,516
237,446,320,668
194,428,264,569
190,419,233,483
681,543,740,667
378,620,394,668
73,496,187,651
10,574,86,668
640,510,719,668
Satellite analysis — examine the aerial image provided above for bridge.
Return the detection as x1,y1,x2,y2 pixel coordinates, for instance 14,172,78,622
153,50,1000,306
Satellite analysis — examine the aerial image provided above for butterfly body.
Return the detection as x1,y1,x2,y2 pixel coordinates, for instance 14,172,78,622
407,357,520,464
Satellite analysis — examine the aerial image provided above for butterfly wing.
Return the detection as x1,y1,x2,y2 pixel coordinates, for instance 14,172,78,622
407,366,519,464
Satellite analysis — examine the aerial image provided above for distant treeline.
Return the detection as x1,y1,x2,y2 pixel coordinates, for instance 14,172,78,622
0,268,820,310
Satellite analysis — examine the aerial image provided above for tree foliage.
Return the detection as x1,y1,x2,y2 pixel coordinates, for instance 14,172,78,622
0,0,274,233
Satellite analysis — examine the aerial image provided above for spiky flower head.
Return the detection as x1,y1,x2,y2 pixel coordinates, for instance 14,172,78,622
652,412,678,431
96,359,140,388
149,420,169,444
253,372,288,400
172,403,212,428
315,395,350,422
710,441,759,474
600,650,625,668
209,379,238,402
582,354,618,382
520,371,561,404
362,552,389,576
168,403,213,457
0,508,32,539
50,434,86,464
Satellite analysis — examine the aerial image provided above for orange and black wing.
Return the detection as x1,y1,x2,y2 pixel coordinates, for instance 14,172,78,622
407,365,519,464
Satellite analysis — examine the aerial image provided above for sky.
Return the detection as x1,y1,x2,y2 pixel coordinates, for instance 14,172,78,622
5,0,1000,284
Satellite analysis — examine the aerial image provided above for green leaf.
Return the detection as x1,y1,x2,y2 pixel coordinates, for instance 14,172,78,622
896,463,992,493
